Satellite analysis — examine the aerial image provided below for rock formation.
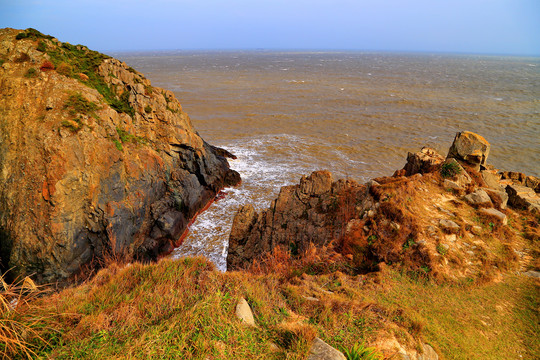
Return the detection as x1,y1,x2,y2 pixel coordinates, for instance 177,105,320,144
0,28,239,283
227,131,538,281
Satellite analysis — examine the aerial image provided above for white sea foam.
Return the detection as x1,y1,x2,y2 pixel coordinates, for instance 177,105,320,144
171,133,365,270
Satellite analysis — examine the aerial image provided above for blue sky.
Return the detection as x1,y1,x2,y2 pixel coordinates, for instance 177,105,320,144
1,0,538,55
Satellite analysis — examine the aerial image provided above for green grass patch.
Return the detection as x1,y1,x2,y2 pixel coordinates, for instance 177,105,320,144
24,67,38,78
44,41,135,118
441,161,462,178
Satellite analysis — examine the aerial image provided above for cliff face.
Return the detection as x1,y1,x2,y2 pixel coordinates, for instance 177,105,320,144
0,28,239,283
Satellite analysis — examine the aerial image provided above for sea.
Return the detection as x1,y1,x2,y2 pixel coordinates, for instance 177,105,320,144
113,51,540,270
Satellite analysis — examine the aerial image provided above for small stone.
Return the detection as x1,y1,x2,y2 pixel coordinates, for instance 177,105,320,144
445,234,457,242
302,296,320,302
419,343,439,360
439,219,460,234
464,189,493,207
308,337,346,360
235,298,256,326
479,208,507,225
443,179,462,191
523,271,540,278
471,226,483,235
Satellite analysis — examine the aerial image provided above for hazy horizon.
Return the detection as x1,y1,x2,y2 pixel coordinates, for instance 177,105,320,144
1,0,539,56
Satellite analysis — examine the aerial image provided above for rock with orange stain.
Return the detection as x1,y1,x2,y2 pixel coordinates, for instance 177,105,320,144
0,28,240,284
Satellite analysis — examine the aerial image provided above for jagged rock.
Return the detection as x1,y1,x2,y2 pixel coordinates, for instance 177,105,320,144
447,131,490,171
0,29,240,283
483,188,508,210
506,184,540,213
235,297,256,326
463,189,493,208
227,171,354,270
308,338,346,360
500,172,540,193
479,208,507,225
401,147,445,176
481,170,504,191
439,219,460,234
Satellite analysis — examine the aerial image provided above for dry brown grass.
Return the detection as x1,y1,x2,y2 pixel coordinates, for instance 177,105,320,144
0,274,54,359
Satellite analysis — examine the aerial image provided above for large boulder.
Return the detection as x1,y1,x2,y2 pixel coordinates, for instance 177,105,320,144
0,28,239,283
446,131,490,171
506,184,540,213
401,147,445,176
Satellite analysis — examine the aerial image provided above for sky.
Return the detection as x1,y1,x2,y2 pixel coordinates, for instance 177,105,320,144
0,0,539,55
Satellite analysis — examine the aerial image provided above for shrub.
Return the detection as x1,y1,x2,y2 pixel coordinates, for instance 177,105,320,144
24,68,38,78
15,32,28,40
60,119,83,133
39,60,55,71
56,62,72,76
36,41,47,52
341,342,383,360
144,105,152,114
63,93,98,116
440,161,462,178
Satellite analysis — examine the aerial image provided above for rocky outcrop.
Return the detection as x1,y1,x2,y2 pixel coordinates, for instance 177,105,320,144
227,131,536,281
399,147,444,176
446,131,490,170
0,28,239,283
227,171,364,270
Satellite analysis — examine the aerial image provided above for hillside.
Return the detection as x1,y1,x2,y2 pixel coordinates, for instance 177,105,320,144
2,131,539,359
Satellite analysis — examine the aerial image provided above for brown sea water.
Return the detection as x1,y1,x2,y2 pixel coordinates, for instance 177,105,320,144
116,51,540,270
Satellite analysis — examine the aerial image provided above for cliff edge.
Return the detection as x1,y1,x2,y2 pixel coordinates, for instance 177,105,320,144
0,28,240,283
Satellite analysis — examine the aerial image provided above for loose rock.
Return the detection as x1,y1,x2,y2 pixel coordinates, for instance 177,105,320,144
464,189,493,208
308,338,346,360
235,298,256,326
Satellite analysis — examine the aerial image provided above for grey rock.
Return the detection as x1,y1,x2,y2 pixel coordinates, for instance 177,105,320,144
479,208,507,226
523,271,540,278
481,170,504,191
418,343,439,360
439,219,460,234
464,189,493,207
443,179,462,191
482,188,508,209
308,338,346,360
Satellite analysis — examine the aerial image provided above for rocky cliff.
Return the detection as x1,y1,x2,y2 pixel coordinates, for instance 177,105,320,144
228,131,539,281
0,28,240,283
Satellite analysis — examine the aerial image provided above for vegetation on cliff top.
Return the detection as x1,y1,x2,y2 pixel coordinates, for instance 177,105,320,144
2,257,538,359
15,28,134,118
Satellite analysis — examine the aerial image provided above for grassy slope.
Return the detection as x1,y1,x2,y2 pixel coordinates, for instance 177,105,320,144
6,257,535,359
